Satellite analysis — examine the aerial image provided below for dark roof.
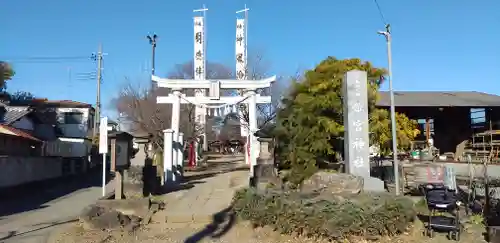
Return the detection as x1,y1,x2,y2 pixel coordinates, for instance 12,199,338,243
377,91,500,107
108,131,134,140
13,99,94,109
1,106,32,125
254,123,276,138
107,119,118,125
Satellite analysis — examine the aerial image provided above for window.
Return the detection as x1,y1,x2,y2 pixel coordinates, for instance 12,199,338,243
88,113,94,129
64,112,84,124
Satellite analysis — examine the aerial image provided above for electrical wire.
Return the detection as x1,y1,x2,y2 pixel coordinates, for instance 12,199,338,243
372,0,388,25
2,55,95,64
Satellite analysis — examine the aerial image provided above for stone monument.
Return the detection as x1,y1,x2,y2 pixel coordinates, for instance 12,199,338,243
343,70,385,192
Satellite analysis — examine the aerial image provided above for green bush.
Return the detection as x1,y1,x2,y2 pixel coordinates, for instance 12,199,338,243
232,188,416,241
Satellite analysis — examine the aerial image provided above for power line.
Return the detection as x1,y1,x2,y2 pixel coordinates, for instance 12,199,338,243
3,55,96,64
372,0,388,25
3,55,92,61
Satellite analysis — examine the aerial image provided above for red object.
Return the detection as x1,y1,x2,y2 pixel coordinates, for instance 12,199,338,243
188,141,195,168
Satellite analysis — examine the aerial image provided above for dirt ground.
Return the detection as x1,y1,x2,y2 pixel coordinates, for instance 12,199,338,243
46,158,489,243
47,216,487,243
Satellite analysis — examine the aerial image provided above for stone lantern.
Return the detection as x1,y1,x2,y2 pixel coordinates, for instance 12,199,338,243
251,125,278,189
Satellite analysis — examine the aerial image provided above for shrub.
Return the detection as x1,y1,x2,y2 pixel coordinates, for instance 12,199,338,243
232,188,416,241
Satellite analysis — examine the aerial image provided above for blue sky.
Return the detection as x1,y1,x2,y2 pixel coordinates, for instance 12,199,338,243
1,0,499,116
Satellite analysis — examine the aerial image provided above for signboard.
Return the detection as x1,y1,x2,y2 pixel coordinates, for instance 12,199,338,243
343,70,370,178
99,117,108,154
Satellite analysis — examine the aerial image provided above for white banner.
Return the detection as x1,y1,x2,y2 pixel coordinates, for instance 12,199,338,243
98,117,108,154
194,16,205,81
194,16,206,123
235,18,246,80
235,18,248,136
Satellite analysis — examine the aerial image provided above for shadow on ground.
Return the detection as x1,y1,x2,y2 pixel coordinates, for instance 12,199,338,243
184,206,236,243
0,217,78,241
149,166,248,196
0,166,113,218
183,167,249,183
0,218,78,241
153,180,207,195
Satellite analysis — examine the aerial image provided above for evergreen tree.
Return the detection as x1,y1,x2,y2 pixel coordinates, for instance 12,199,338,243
275,57,419,185
0,61,14,90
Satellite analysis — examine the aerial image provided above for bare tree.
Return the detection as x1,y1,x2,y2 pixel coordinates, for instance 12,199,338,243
112,80,171,150
112,52,289,153
218,113,242,141
112,61,233,151
232,51,290,130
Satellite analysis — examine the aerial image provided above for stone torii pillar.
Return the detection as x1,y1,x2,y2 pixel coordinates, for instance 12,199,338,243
152,75,275,177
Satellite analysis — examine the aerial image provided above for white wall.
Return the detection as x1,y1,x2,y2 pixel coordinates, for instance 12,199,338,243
56,107,92,138
11,117,35,131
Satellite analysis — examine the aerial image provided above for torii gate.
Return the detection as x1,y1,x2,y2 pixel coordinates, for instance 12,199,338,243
152,75,276,183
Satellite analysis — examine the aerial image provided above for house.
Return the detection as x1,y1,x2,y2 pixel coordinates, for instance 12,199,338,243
107,119,119,132
0,103,43,156
0,124,42,156
376,91,500,159
6,99,96,172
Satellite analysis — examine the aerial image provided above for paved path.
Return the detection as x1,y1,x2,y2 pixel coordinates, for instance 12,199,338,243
46,157,253,243
152,157,249,225
0,173,114,243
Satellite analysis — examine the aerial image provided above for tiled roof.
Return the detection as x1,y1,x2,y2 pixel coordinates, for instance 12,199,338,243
0,124,40,141
11,99,93,108
2,106,31,125
377,91,500,107
44,100,92,107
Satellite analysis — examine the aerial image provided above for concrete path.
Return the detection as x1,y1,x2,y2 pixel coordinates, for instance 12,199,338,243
152,157,249,226
0,173,114,243
43,156,252,243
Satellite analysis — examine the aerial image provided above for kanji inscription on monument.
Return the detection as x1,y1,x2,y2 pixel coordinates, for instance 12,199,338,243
343,70,370,178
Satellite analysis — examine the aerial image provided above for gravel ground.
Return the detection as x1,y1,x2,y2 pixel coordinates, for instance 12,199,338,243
47,218,488,243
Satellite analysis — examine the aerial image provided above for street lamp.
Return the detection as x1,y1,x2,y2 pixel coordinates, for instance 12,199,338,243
378,24,400,195
146,34,158,76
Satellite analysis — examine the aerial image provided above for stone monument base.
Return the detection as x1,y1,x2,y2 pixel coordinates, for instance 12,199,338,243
362,176,386,192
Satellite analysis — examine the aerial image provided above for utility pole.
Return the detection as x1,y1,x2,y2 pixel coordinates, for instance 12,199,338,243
92,44,103,137
378,24,399,195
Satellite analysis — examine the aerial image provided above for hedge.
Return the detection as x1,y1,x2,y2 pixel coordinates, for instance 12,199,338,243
232,188,416,241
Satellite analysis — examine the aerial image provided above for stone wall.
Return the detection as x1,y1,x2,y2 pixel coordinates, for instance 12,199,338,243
0,156,64,188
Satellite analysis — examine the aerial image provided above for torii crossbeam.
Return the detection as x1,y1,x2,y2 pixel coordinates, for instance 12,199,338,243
152,74,276,181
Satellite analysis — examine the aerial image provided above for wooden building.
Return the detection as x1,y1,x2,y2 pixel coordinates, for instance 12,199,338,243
377,91,500,161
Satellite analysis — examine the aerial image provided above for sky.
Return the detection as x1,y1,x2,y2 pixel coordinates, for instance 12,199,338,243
1,0,499,116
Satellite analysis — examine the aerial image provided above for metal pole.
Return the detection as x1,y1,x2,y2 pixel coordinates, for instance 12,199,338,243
147,34,157,89
151,41,156,76
384,25,400,195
